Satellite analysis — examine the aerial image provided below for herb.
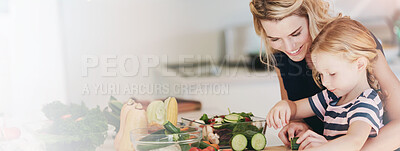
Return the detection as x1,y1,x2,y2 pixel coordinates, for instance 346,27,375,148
199,113,209,124
40,101,108,151
232,123,262,135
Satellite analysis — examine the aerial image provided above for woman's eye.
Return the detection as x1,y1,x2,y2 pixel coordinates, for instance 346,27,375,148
329,73,336,76
292,32,301,37
270,38,279,42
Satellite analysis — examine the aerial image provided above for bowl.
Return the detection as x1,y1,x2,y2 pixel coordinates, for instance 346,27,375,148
130,125,202,151
182,116,266,149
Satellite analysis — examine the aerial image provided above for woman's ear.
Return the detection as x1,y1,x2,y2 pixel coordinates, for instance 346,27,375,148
356,57,368,70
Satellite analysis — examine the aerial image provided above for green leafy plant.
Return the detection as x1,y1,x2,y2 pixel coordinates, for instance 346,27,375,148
40,101,108,151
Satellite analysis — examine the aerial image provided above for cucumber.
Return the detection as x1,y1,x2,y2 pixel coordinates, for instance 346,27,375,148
225,114,242,121
291,137,300,150
198,141,217,151
230,134,247,151
163,121,180,134
243,130,266,151
224,119,238,123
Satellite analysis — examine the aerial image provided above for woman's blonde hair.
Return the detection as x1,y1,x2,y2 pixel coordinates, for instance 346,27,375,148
310,17,379,90
249,0,336,68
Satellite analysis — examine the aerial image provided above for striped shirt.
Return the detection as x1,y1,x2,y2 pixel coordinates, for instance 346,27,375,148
308,89,384,140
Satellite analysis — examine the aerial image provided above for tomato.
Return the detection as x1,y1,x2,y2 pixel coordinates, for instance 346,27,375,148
189,147,201,151
202,146,216,151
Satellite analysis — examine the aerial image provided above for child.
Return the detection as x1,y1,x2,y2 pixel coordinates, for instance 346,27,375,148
266,17,384,151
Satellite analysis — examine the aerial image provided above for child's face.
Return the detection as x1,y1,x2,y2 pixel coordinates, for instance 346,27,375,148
312,52,359,97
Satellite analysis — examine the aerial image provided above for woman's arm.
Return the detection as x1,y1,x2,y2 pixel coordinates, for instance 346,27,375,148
362,50,400,150
299,121,372,151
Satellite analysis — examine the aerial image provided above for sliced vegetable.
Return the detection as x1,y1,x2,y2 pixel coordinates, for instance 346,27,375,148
243,130,266,151
291,137,300,150
147,100,166,126
230,134,247,151
225,114,242,122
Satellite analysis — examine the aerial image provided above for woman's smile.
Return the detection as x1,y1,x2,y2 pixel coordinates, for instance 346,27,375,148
287,44,303,56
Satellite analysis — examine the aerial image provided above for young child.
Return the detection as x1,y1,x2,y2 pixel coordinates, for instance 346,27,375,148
266,17,384,151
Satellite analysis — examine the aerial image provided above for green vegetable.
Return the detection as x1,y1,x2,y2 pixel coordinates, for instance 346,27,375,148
200,114,209,124
164,121,180,134
140,130,167,141
232,112,254,119
225,114,242,122
103,107,120,132
108,99,123,116
232,123,262,135
243,130,266,151
198,141,217,151
230,134,248,151
41,101,108,151
291,137,300,150
180,144,191,151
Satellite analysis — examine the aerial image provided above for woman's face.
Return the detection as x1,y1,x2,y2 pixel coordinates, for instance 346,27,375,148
261,15,312,62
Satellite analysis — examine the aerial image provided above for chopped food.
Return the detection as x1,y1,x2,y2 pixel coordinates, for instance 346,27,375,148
290,137,300,150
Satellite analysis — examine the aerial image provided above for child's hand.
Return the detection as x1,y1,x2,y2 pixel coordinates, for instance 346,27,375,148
296,130,327,150
266,100,291,129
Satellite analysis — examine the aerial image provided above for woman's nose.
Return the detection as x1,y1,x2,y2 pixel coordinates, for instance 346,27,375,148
283,39,295,52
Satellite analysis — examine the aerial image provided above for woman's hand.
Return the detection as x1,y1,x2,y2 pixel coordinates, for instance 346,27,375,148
278,121,310,147
267,100,292,129
297,130,328,150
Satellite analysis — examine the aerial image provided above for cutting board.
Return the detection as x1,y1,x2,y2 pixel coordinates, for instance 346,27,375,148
136,97,202,113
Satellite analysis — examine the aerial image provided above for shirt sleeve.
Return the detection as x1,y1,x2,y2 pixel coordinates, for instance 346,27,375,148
308,90,329,120
347,97,382,135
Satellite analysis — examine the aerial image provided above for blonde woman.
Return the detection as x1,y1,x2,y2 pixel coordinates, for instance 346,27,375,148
249,0,400,150
268,17,383,151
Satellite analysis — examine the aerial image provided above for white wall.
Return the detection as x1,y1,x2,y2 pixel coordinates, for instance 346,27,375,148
1,0,67,122
59,0,254,107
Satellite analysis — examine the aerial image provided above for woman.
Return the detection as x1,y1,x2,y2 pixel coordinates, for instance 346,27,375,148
249,0,400,150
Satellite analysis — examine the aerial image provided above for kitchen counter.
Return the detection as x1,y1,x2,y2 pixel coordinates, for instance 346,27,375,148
96,110,284,151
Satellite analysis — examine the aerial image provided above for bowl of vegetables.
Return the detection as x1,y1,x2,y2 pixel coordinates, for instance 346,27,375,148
182,111,267,150
130,121,203,151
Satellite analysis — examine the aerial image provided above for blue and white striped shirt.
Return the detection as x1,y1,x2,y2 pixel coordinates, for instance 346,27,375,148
308,89,384,140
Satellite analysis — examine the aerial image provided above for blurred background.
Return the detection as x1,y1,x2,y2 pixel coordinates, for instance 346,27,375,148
0,0,399,148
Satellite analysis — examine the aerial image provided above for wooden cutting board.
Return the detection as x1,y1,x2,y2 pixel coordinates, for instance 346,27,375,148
136,97,202,113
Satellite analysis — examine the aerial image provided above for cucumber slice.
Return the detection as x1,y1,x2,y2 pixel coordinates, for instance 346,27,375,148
291,137,300,150
243,130,266,151
224,119,238,123
225,114,242,121
230,134,247,151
